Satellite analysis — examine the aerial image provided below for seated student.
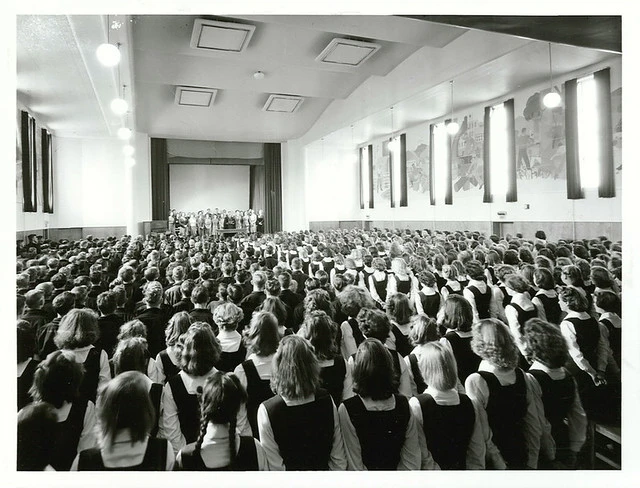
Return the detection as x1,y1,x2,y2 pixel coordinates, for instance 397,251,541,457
258,335,347,470
490,265,517,321
385,293,414,358
387,258,418,304
465,319,544,470
54,308,111,403
213,303,246,373
414,271,441,320
439,295,482,384
409,342,485,470
112,337,164,438
17,402,59,471
172,280,196,314
164,266,185,307
176,372,269,471
260,296,293,338
277,271,302,313
462,260,496,323
532,268,562,326
404,315,439,395
73,371,174,470
299,310,349,406
21,289,49,333
368,257,390,308
116,320,159,381
359,254,375,292
189,285,217,332
522,319,587,469
29,351,98,471
440,264,463,302
290,258,311,297
35,281,56,322
344,308,414,399
233,312,280,438
503,274,541,370
338,285,376,359
339,338,420,470
95,291,124,359
595,290,622,375
18,320,39,411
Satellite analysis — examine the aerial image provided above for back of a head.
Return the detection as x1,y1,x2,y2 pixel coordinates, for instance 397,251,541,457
200,371,247,428
265,279,281,298
190,285,209,306
30,350,84,408
409,314,439,346
52,291,75,317
213,302,244,331
113,337,150,375
418,342,458,391
271,335,320,401
17,402,58,471
179,323,221,376
54,308,99,350
180,279,196,299
441,295,473,332
303,288,332,317
337,285,374,318
118,319,148,341
35,282,54,298
97,291,117,315
356,307,391,343
522,318,568,369
246,311,280,357
299,310,336,361
25,290,45,310
471,318,518,369
385,293,412,325
464,260,485,281
252,271,267,290
352,338,396,400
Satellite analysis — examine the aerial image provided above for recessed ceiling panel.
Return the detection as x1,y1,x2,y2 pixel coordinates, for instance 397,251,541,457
316,38,381,67
190,19,256,53
175,86,217,107
263,94,304,113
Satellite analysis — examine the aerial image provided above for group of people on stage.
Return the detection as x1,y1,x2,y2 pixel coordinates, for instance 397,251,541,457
168,208,264,237
16,226,622,471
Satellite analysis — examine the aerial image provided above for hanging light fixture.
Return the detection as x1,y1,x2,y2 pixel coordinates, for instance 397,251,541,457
96,16,121,67
123,144,135,156
118,127,132,140
446,80,459,135
111,84,128,115
543,42,561,108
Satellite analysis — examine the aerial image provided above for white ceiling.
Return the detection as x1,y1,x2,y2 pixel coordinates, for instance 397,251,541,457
16,14,619,145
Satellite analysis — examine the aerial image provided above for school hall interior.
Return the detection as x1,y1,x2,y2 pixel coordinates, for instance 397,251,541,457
15,12,631,477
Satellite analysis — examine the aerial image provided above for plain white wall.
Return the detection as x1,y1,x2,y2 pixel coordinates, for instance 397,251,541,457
169,164,249,213
281,140,307,231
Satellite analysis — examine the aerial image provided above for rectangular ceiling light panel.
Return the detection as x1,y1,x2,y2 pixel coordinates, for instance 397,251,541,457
263,94,304,113
316,38,381,67
175,86,217,107
190,19,256,53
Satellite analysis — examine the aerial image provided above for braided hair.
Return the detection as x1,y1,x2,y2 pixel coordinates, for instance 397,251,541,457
194,371,248,467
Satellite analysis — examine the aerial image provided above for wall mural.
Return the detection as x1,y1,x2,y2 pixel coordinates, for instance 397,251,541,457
406,142,429,194
373,140,391,202
612,87,622,174
452,112,484,192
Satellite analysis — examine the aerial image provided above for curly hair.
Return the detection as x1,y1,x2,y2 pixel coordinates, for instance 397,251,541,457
471,318,519,369
559,286,589,312
356,307,391,342
118,319,148,341
271,335,320,400
54,308,99,349
409,314,439,346
213,302,244,331
504,273,530,294
179,323,221,376
522,318,568,368
338,285,375,318
299,310,337,361
303,288,333,317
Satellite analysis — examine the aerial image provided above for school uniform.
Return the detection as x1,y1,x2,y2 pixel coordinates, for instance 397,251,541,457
369,273,389,306
190,308,217,331
409,387,485,469
154,346,181,384
49,398,98,471
339,394,421,470
97,313,125,358
216,329,247,373
465,360,544,469
136,306,170,357
463,280,494,322
233,354,276,439
176,425,268,470
389,321,412,358
319,356,347,406
291,270,311,297
17,358,39,411
258,389,347,470
74,434,174,471
172,297,194,314
20,308,49,334
416,287,441,319
532,289,562,325
440,330,482,384
599,311,621,369
340,317,366,360
35,317,60,360
441,281,463,301
505,296,539,370
63,345,111,403
344,347,414,400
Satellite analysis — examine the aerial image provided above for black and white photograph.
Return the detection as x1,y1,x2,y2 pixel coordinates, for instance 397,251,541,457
10,2,637,486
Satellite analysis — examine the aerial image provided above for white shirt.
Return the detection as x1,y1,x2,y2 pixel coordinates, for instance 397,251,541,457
257,394,347,471
463,279,499,323
343,350,414,400
63,345,111,389
560,311,610,375
338,395,421,470
154,346,180,384
217,329,243,353
504,293,537,357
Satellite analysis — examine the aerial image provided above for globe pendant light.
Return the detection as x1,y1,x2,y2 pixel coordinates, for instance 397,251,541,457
446,80,459,135
543,43,562,108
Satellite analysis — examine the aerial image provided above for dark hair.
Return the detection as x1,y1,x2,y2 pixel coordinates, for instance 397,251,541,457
245,311,280,356
17,320,35,363
590,266,613,289
464,260,485,281
533,267,555,290
300,310,337,361
271,335,320,400
594,290,620,314
441,295,473,332
195,371,247,462
113,337,149,375
17,402,58,470
385,293,412,326
338,285,375,318
352,338,397,400
54,308,99,349
260,296,288,326
504,274,530,294
356,307,391,342
52,291,76,316
97,291,117,315
179,323,221,376
303,288,333,317
30,350,84,408
522,318,568,368
559,286,589,312
97,371,155,448
227,283,245,304
190,285,209,305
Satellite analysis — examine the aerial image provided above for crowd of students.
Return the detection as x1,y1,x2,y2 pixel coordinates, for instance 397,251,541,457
168,208,264,237
16,226,622,471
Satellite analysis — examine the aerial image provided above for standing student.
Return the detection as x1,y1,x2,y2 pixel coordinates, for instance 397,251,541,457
95,291,125,359
339,338,421,470
17,320,39,411
463,260,496,323
595,290,622,372
414,271,441,319
189,285,217,331
337,285,376,359
17,402,59,471
465,319,543,469
213,302,246,373
440,264,463,302
405,315,440,395
409,342,485,469
153,312,192,384
28,351,98,471
385,293,413,358
136,281,170,358
522,319,587,469
439,295,482,384
176,371,269,470
233,311,280,438
387,258,418,307
503,274,540,370
299,310,349,406
258,335,347,470
532,268,562,326
73,371,174,470
54,308,111,403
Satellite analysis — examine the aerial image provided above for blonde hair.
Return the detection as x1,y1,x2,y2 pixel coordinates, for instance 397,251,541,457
471,318,519,369
213,302,244,331
391,257,408,276
418,342,458,391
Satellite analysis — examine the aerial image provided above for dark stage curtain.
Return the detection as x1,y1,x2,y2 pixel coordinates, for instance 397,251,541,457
264,143,282,233
367,144,374,208
594,68,615,198
429,124,435,206
150,138,170,220
359,147,364,209
505,98,517,202
444,120,453,205
389,138,395,208
42,129,53,213
21,111,36,212
399,133,408,207
564,78,583,199
483,105,492,203
250,164,265,213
